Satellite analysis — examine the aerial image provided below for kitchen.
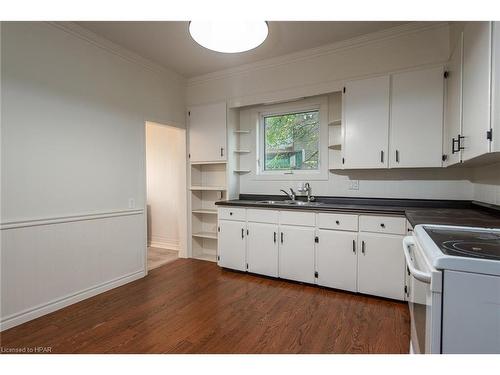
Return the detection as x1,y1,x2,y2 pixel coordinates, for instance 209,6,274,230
1,2,500,371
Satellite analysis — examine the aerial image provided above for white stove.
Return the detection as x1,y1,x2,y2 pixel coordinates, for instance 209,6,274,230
403,224,500,354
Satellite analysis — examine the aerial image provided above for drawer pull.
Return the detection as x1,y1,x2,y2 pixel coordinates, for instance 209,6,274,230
361,240,365,254
352,240,356,254
241,228,244,239
274,232,277,243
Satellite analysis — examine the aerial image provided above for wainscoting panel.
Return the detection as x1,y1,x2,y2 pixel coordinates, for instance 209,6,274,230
0,211,146,331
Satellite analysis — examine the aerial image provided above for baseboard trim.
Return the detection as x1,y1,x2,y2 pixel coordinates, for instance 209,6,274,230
0,269,145,332
148,236,180,251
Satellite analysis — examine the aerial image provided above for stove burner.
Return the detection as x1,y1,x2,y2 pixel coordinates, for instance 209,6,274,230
424,227,500,261
441,240,500,260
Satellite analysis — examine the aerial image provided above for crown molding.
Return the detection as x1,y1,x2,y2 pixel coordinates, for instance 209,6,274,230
187,21,450,86
47,22,186,85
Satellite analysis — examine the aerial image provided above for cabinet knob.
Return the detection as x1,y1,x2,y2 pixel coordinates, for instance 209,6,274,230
335,220,340,225
229,212,233,216
380,223,385,228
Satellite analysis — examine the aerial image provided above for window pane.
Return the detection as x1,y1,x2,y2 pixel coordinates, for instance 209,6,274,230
264,110,320,171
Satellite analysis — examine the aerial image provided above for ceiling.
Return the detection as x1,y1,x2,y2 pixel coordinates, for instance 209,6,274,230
77,21,408,78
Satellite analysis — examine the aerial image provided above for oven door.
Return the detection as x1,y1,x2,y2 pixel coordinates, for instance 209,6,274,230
403,236,442,354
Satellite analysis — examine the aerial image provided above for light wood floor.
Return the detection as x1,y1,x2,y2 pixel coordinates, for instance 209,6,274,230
0,259,410,354
147,246,178,270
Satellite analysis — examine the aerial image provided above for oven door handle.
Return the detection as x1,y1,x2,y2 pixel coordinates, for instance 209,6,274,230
403,236,432,284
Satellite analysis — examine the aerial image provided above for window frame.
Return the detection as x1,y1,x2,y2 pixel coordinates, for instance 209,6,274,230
255,96,329,181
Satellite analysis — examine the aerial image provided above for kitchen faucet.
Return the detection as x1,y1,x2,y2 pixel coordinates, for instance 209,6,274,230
280,188,296,201
299,182,315,202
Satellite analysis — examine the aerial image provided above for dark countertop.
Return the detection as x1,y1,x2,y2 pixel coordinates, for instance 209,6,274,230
215,195,500,229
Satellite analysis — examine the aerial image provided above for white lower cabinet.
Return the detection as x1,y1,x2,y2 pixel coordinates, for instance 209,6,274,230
278,225,315,284
217,219,246,271
217,208,405,300
357,232,406,300
316,229,358,292
247,222,279,277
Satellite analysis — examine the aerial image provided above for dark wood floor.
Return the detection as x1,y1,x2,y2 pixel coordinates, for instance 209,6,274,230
0,259,410,353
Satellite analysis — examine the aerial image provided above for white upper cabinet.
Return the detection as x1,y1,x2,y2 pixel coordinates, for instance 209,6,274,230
342,75,390,169
462,22,492,161
188,101,227,163
491,22,500,152
390,66,444,168
444,32,464,167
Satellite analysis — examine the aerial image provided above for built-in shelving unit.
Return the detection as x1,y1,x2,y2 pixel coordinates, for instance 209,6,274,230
233,169,251,174
233,130,251,134
328,92,343,170
189,161,227,262
233,149,250,154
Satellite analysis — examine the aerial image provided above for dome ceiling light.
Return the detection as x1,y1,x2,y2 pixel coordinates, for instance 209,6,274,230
189,21,268,53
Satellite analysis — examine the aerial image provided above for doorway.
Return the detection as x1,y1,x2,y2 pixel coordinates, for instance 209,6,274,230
145,121,187,270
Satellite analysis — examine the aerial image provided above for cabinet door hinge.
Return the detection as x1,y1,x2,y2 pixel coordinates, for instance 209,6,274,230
314,236,319,243
217,226,220,232
314,271,319,278
487,129,493,141
188,111,191,116
188,153,191,159
442,154,447,162
443,71,449,79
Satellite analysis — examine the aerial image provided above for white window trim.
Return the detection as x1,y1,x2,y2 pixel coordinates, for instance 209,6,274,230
254,96,329,181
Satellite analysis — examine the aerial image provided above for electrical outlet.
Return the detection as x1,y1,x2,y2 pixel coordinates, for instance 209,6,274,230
128,198,135,209
348,180,359,191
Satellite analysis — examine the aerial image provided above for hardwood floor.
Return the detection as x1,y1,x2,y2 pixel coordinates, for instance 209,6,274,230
0,259,410,353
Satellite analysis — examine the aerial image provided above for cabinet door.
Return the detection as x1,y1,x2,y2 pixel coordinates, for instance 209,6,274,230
247,222,279,277
491,22,500,152
444,32,464,166
218,220,246,271
390,66,444,168
278,225,315,284
357,233,405,300
343,75,390,169
188,102,227,162
316,230,357,292
462,22,492,161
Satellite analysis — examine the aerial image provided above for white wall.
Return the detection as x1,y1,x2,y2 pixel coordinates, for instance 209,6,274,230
0,22,185,330
146,122,185,251
471,162,500,205
187,22,475,200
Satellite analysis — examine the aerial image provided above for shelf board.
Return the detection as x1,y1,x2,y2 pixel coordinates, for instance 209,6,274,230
328,119,341,126
192,231,218,240
234,130,251,134
190,185,227,191
233,150,250,153
190,161,227,165
328,144,342,150
233,170,251,174
192,209,217,215
192,253,217,263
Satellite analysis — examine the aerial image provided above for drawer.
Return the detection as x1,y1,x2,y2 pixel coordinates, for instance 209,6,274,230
218,207,246,221
317,213,358,231
247,208,279,223
279,210,315,227
359,215,406,235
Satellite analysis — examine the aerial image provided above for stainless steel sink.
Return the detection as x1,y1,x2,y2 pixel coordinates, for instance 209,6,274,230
256,200,323,206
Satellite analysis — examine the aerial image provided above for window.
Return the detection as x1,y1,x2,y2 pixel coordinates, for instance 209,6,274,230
263,110,320,171
254,96,328,180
